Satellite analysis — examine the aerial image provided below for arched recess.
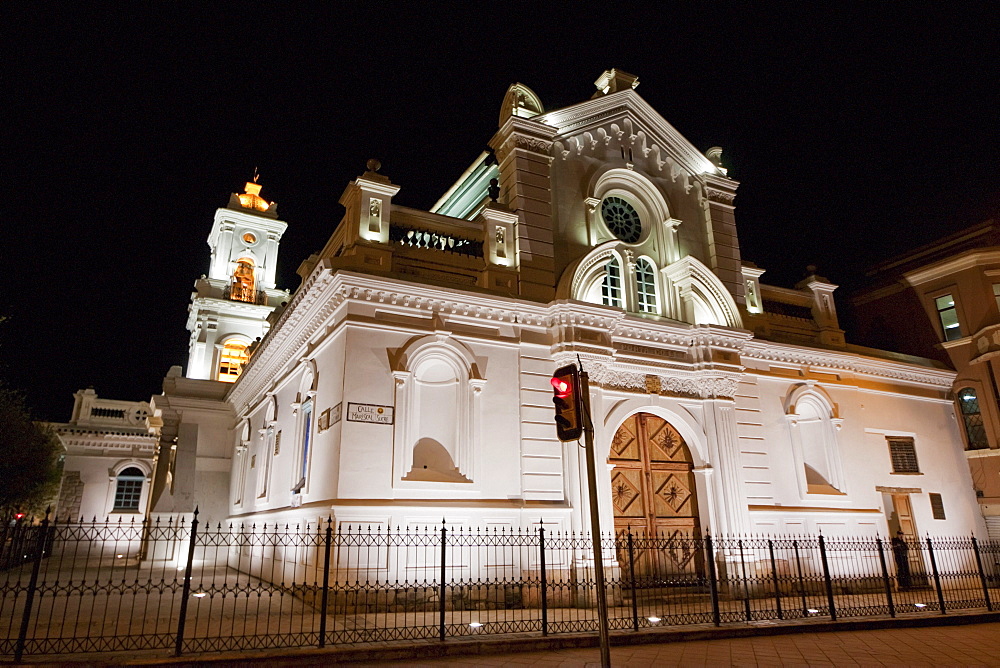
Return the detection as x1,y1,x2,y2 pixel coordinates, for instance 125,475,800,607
391,336,485,485
784,383,845,497
662,256,743,328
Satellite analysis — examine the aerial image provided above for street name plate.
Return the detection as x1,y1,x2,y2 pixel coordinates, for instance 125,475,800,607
346,402,394,424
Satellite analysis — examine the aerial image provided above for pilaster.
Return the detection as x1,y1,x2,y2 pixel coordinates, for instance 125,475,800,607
489,116,559,302
701,173,744,306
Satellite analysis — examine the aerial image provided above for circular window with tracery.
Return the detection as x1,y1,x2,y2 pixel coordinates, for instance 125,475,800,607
601,196,642,243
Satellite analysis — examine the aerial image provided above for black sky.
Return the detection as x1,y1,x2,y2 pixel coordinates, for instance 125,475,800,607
3,4,998,420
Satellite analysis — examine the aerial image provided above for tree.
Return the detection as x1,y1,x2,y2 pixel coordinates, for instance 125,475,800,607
0,386,62,518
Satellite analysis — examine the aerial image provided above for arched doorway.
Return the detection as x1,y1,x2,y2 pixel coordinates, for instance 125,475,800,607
609,412,702,576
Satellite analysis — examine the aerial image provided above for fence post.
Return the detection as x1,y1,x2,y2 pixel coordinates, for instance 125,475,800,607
768,539,783,620
174,507,200,657
972,534,993,611
792,540,808,617
319,517,333,648
925,536,946,614
875,535,895,618
14,509,50,663
818,534,837,621
737,539,752,621
439,520,447,642
539,522,548,636
627,528,639,631
705,534,721,626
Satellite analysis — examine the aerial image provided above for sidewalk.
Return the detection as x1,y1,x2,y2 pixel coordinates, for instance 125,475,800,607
360,621,1000,666
30,610,1000,666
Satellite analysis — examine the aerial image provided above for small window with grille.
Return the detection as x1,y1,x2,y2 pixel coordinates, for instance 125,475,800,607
887,437,920,474
929,493,946,520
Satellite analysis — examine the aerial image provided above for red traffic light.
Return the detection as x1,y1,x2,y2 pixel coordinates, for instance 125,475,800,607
13,513,25,520
551,364,584,441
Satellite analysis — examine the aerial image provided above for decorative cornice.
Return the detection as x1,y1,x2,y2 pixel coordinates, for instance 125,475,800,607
743,339,956,389
704,187,737,204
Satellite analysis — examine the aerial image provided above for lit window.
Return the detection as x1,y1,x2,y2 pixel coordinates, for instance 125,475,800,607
888,437,920,474
230,258,257,303
218,340,250,382
113,467,144,511
935,294,961,341
602,257,623,308
957,388,989,450
635,258,658,313
293,400,313,493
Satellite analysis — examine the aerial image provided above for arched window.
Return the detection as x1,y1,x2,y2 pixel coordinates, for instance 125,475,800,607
958,388,988,450
635,258,658,314
113,467,145,511
601,257,623,308
231,258,256,303
292,399,313,493
218,339,249,382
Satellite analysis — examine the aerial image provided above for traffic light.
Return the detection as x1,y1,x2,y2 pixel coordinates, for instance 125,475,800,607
551,364,584,441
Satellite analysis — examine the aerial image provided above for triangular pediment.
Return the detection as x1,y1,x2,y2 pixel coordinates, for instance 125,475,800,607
538,89,725,186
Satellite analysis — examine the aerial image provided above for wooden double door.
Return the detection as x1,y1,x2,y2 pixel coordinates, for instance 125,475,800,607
609,413,702,575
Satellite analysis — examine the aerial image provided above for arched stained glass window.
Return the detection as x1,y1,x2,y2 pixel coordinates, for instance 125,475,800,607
635,258,658,313
601,257,623,308
958,388,989,450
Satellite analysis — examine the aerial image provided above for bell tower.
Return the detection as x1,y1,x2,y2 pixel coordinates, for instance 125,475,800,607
185,179,289,382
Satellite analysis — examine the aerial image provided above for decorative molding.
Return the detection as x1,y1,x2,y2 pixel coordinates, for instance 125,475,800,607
704,188,736,204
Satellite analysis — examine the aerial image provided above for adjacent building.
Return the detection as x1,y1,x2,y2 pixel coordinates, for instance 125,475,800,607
850,219,1000,534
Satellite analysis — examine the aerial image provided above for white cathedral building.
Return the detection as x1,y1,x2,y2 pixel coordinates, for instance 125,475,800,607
57,70,983,548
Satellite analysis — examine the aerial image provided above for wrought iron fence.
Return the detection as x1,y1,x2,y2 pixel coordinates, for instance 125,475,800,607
3,511,1000,661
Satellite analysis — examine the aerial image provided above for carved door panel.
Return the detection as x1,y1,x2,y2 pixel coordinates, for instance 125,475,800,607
609,413,701,578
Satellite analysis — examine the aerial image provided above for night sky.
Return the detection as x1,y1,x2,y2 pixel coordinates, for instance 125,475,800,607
3,5,998,420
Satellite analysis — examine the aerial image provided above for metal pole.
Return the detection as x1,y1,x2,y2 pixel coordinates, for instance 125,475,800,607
319,517,332,647
580,367,611,668
174,507,199,657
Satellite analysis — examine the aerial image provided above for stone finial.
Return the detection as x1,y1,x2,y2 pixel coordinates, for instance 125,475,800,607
366,158,381,173
593,69,639,95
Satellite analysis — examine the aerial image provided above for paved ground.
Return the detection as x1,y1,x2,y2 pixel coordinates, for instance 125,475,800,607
356,622,1000,667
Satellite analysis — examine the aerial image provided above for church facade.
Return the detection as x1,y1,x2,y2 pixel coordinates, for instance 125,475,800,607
141,69,982,552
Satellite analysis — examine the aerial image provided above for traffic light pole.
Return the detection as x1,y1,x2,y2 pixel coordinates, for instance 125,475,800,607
579,367,612,668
